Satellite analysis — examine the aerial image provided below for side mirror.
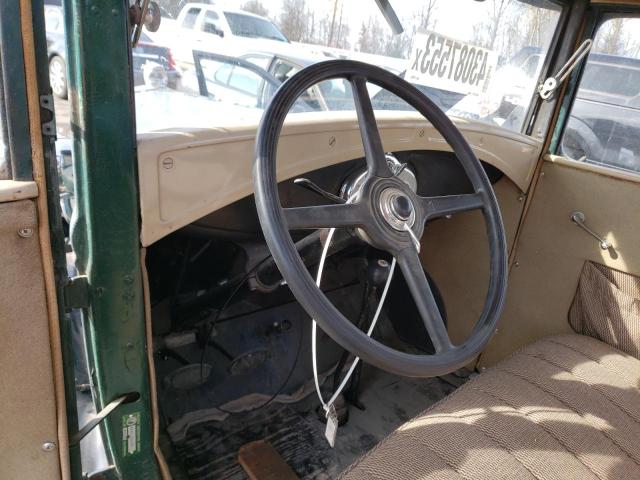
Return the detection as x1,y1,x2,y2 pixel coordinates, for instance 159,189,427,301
144,1,162,32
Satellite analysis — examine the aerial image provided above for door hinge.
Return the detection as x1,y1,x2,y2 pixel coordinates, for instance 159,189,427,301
39,94,57,138
63,275,89,310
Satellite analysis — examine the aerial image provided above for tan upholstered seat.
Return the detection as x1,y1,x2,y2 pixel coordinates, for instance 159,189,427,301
342,334,640,480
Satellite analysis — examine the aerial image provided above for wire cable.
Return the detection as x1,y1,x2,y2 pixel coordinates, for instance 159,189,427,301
311,226,396,416
199,254,274,385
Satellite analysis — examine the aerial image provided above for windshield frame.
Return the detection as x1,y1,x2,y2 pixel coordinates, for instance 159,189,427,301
520,0,569,136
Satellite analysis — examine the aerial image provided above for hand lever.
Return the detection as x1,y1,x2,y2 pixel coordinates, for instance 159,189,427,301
571,211,611,250
293,178,346,204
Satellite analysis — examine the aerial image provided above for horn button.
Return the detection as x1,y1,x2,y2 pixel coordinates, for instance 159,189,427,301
379,187,416,231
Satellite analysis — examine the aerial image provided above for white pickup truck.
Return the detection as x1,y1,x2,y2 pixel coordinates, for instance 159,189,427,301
155,3,290,66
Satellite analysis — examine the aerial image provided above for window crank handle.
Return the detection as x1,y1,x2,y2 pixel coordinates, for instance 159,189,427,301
571,211,611,250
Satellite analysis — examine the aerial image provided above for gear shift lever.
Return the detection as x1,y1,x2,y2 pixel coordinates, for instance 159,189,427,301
293,178,346,204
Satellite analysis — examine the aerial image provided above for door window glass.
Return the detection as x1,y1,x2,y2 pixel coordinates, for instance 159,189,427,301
182,8,200,29
560,17,640,174
202,11,223,35
242,54,272,71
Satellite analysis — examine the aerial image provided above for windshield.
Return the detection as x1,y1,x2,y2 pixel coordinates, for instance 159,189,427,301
224,11,288,42
108,1,563,135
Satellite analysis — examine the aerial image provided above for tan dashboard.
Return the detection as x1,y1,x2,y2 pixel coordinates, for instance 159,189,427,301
137,111,542,246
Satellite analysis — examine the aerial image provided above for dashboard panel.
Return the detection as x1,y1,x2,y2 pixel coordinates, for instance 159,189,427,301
137,111,541,246
190,151,503,239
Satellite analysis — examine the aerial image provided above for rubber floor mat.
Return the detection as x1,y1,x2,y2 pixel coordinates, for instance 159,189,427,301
172,406,336,480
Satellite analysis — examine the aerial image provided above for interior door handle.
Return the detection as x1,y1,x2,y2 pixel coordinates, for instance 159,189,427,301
571,211,611,250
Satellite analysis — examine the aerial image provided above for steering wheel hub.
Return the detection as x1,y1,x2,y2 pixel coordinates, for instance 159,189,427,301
379,187,416,230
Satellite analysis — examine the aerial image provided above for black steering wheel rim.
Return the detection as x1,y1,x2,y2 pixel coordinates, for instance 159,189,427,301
253,60,508,377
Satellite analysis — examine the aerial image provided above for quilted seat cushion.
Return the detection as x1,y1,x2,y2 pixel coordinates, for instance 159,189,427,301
341,334,640,480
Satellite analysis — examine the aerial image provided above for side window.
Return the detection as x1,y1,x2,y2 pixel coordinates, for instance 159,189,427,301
202,10,223,35
242,54,271,71
227,66,263,97
197,57,265,109
182,8,200,29
560,17,640,174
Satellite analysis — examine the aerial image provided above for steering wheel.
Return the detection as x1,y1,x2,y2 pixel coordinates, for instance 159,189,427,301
253,60,508,377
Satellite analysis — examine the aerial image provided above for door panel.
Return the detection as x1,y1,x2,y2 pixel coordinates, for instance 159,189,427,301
0,197,62,479
480,9,640,367
480,157,640,366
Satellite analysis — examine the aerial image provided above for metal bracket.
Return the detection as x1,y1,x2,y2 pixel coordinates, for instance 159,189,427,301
571,211,611,250
539,39,592,100
39,94,57,137
70,393,138,446
86,466,119,480
63,275,90,310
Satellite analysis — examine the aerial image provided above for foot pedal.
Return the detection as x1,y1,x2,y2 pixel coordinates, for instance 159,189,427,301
238,440,299,480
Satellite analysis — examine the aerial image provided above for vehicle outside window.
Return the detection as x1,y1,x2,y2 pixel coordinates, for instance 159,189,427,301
128,0,562,136
560,16,640,174
202,11,224,37
182,7,201,29
224,11,288,42
47,1,562,141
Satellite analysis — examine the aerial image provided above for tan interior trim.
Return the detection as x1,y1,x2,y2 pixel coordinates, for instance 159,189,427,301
20,1,69,478
506,15,587,271
138,112,540,246
546,154,640,183
141,248,172,480
0,180,38,202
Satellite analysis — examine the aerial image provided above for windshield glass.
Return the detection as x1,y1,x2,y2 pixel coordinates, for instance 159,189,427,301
120,0,563,135
224,11,288,42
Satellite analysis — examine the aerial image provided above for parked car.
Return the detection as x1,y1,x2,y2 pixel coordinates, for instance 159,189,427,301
561,52,640,173
160,3,289,66
191,49,360,111
44,4,181,99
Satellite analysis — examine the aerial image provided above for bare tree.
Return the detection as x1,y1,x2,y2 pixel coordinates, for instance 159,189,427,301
327,0,340,46
278,0,309,42
522,7,555,47
488,0,510,49
472,0,510,49
417,0,439,31
357,16,386,55
384,32,412,59
596,18,630,55
241,0,269,18
157,0,188,17
310,3,350,49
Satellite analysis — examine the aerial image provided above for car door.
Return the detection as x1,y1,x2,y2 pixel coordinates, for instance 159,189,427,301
0,1,70,478
480,8,640,366
192,50,284,110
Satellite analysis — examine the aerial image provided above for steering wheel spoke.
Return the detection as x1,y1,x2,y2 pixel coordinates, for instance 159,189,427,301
396,248,453,353
283,202,367,230
350,75,393,178
420,192,484,221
